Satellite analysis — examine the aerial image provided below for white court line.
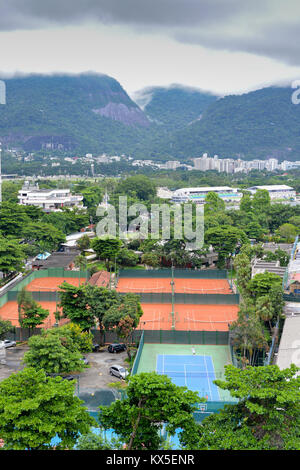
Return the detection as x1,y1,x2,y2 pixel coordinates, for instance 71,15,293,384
184,364,188,388
204,356,213,401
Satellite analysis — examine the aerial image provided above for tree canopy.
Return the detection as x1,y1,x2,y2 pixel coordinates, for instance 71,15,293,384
0,367,95,450
99,372,201,450
185,364,300,450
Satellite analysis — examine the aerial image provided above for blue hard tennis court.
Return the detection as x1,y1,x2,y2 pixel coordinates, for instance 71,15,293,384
156,354,220,400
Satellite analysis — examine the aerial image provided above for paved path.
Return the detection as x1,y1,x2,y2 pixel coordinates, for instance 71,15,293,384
0,345,130,391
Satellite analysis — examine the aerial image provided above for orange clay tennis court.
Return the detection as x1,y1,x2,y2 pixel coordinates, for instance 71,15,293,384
25,277,87,291
139,303,239,331
0,301,68,329
116,277,232,294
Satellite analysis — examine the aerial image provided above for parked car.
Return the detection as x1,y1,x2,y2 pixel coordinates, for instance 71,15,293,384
92,343,100,352
46,373,76,381
109,364,129,380
60,375,76,381
108,343,126,353
2,340,16,348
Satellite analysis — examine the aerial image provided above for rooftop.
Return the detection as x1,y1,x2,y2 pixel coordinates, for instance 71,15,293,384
276,316,300,371
173,186,238,193
33,251,80,269
247,185,294,191
88,271,110,287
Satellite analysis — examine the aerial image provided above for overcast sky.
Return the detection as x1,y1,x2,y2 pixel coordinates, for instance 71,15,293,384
1,0,300,96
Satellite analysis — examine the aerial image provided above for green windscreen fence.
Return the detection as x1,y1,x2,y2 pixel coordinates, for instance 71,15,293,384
7,289,70,303
5,291,239,306
0,268,90,304
142,330,229,345
126,292,239,304
131,331,144,375
92,329,228,346
3,268,90,293
119,268,228,279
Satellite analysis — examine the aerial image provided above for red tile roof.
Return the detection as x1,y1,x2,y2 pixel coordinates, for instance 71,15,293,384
88,271,110,287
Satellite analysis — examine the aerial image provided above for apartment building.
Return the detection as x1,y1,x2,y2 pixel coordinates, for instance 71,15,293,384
18,182,84,212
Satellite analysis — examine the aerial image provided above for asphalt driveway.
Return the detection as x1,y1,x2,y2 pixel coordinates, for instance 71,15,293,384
0,345,131,391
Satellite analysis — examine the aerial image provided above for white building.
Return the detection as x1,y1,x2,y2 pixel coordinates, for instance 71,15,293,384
171,186,242,204
276,316,300,373
265,158,279,171
61,231,95,252
18,182,84,212
164,160,181,170
246,185,296,200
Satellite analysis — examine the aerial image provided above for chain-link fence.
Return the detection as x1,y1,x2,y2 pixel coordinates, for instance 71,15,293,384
119,268,228,279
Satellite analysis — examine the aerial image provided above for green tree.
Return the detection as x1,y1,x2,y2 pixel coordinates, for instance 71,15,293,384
0,367,95,450
248,272,283,300
74,254,88,275
0,318,15,340
205,225,248,268
22,222,66,252
230,306,269,368
47,322,93,354
244,221,265,240
0,238,25,276
274,248,289,267
99,372,201,450
239,192,253,212
233,253,252,298
75,431,122,450
117,248,139,267
141,252,161,267
18,303,49,336
23,333,85,375
204,191,225,216
276,223,298,242
59,282,120,343
162,238,190,267
76,234,91,252
17,287,49,335
58,282,97,331
42,207,89,235
116,175,157,201
252,189,271,214
186,364,300,450
255,295,275,330
91,236,123,269
103,294,143,359
0,202,30,237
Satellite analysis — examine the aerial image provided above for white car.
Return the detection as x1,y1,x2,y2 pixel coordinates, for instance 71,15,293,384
2,340,16,348
109,365,129,380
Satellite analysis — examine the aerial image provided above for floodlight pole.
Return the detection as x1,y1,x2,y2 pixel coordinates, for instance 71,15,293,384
0,143,2,205
171,261,175,330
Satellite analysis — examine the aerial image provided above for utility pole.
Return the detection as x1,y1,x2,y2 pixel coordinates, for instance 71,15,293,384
0,143,2,204
170,261,175,330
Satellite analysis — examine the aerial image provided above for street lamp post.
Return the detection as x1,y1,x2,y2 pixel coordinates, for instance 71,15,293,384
0,143,2,204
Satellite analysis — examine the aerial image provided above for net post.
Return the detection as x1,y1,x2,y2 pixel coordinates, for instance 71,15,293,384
170,263,176,330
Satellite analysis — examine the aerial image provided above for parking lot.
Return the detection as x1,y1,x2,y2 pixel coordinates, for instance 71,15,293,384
0,344,130,391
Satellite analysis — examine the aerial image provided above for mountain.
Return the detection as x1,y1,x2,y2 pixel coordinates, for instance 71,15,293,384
133,85,217,131
167,86,300,161
2,76,300,162
0,73,151,154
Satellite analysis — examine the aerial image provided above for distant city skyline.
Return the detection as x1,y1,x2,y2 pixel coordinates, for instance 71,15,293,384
1,1,300,95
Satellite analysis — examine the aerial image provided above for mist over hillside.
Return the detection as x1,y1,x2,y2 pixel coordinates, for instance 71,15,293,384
1,74,300,161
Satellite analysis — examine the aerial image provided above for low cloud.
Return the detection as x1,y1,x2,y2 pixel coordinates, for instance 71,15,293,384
0,0,247,30
1,0,300,66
